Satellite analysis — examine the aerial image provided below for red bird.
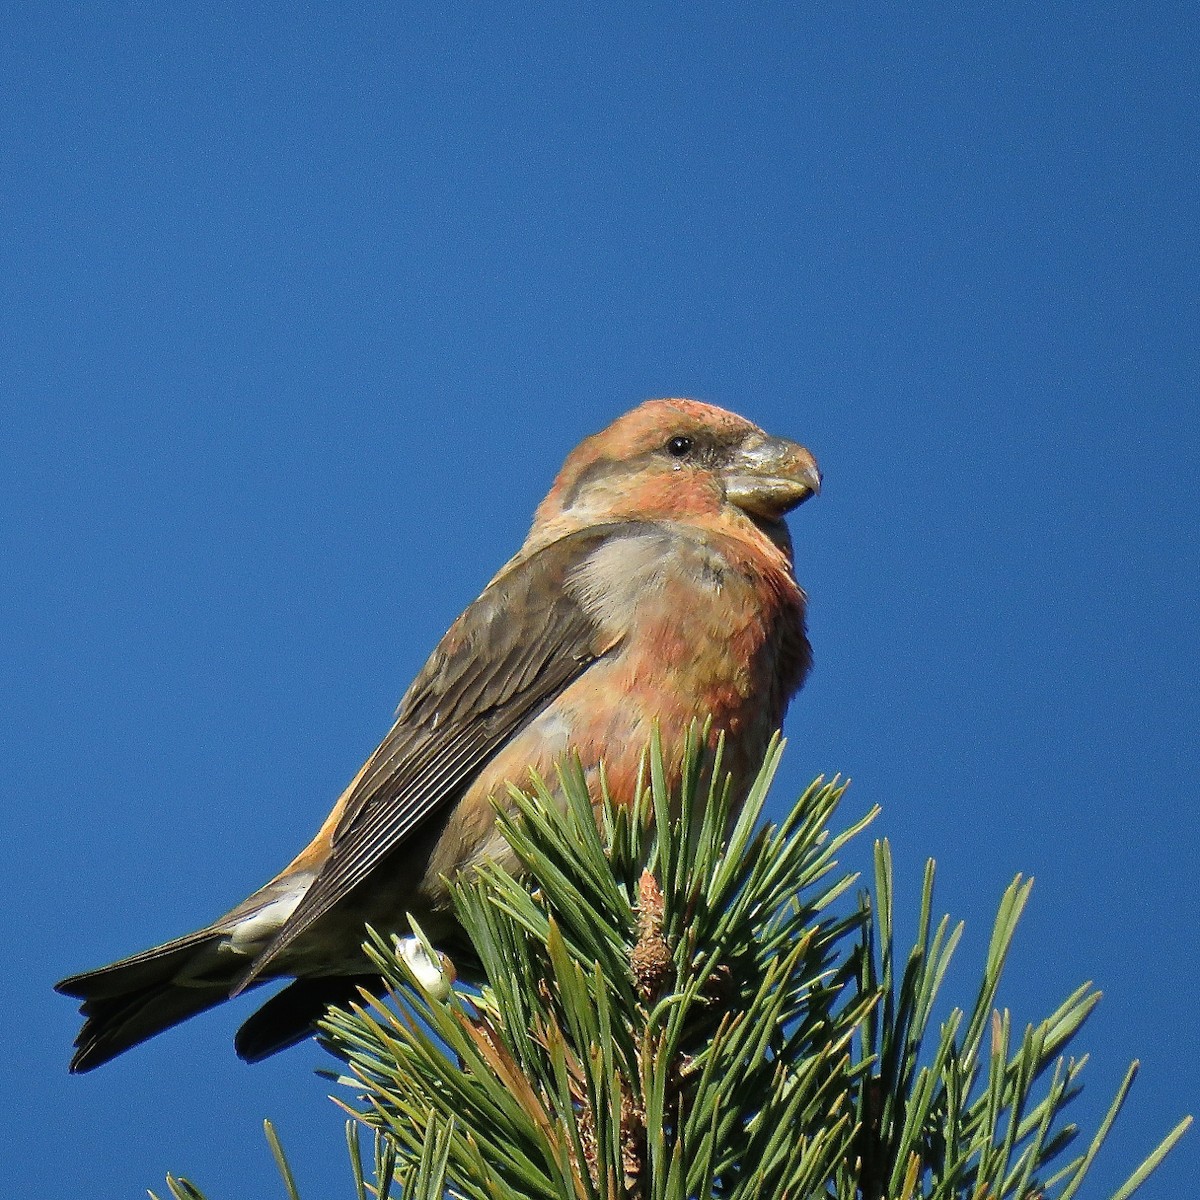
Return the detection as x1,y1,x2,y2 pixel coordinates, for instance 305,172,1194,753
57,399,820,1071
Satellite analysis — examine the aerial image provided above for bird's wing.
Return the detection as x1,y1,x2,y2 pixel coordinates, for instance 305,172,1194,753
237,525,624,988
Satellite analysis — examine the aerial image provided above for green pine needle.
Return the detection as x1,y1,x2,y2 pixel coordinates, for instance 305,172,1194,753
148,730,1189,1199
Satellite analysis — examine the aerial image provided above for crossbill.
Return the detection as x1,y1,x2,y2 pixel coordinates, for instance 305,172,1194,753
57,398,821,1072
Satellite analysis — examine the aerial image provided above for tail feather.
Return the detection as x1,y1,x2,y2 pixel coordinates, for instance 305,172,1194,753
67,981,232,1073
56,927,227,1001
56,929,243,1073
57,926,371,1071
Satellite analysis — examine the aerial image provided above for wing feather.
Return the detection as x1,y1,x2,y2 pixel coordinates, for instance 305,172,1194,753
236,525,624,988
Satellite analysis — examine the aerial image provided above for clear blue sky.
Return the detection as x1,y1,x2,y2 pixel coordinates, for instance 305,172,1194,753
3,3,1196,1195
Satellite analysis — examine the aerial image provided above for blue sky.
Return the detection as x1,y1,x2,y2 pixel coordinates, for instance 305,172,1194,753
3,3,1196,1195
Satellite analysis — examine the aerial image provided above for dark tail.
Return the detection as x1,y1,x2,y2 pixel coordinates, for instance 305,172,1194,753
55,928,239,1073
57,929,379,1070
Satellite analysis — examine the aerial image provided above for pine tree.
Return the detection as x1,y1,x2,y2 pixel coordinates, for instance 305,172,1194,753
153,730,1190,1200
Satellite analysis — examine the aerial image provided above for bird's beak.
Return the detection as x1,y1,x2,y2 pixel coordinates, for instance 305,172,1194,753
724,435,822,519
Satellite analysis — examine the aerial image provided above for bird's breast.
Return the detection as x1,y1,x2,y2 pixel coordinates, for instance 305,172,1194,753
551,523,810,800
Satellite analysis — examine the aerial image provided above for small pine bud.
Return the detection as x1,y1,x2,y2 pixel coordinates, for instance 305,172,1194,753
631,869,673,1001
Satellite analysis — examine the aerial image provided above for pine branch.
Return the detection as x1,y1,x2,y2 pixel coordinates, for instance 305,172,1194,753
150,732,1190,1199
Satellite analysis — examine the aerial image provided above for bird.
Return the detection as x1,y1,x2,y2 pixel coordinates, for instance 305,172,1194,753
56,398,821,1072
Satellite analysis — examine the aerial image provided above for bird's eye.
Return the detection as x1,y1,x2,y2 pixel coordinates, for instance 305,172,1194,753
665,435,694,458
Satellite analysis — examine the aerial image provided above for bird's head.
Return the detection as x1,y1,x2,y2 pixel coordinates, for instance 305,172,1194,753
527,399,820,551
